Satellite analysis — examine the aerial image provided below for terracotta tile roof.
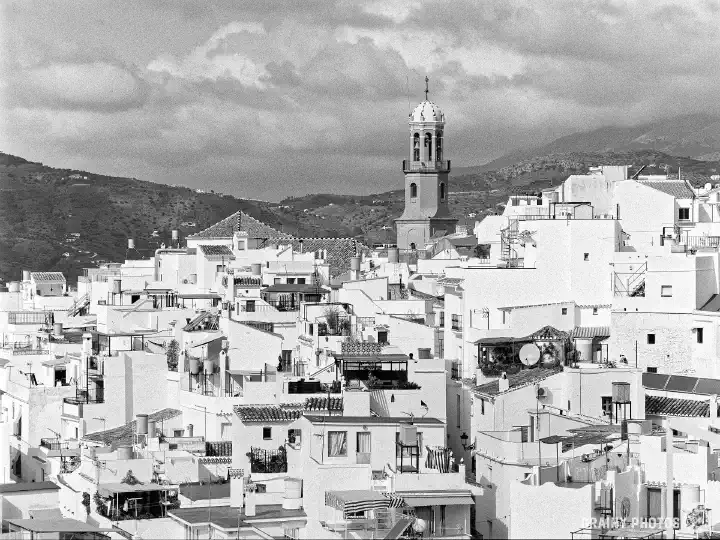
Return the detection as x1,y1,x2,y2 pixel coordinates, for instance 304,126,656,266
233,404,305,423
285,238,369,279
465,366,563,398
234,397,343,423
645,395,717,417
83,408,182,447
199,245,235,258
189,211,290,240
571,326,610,339
31,272,66,283
637,180,695,199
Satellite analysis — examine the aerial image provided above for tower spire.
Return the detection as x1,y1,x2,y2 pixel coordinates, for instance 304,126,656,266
424,76,429,101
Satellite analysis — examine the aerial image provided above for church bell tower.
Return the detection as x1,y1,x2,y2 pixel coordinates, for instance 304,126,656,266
395,78,457,251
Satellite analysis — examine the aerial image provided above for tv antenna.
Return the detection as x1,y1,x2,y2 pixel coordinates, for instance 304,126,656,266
519,343,541,367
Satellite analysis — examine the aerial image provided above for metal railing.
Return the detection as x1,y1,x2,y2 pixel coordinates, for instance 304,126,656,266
685,236,720,249
261,300,300,312
8,311,53,325
40,438,72,450
239,304,279,313
402,159,451,172
248,446,287,473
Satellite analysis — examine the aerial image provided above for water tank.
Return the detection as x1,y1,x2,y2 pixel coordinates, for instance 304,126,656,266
399,425,417,445
136,414,149,435
116,446,133,460
112,279,122,295
388,248,399,264
282,478,303,510
251,263,262,276
53,322,64,337
171,230,179,241
350,257,361,272
203,359,214,373
7,282,20,293
22,270,31,282
186,424,194,437
612,382,631,403
128,238,135,249
188,358,201,375
148,420,157,438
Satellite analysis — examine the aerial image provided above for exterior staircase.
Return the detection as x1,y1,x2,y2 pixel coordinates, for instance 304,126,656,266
500,219,523,268
67,293,90,317
613,263,647,297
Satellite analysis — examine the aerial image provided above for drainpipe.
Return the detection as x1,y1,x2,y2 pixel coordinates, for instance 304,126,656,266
665,418,674,528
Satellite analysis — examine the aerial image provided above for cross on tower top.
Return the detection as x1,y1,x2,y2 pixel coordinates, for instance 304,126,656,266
424,76,429,101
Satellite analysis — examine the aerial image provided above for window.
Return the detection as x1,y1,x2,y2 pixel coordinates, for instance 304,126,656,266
583,253,589,261
679,208,690,221
288,429,302,447
274,278,281,284
237,240,246,251
410,182,418,198
356,432,371,453
451,314,462,331
697,328,704,344
647,333,656,345
216,264,226,273
287,278,296,284
440,183,446,200
481,399,485,415
263,427,272,440
661,285,673,297
592,308,598,316
561,307,568,315
297,278,306,284
413,133,420,161
245,300,255,313
378,331,388,344
647,366,658,373
425,133,432,160
601,396,612,417
328,431,348,456
439,312,445,327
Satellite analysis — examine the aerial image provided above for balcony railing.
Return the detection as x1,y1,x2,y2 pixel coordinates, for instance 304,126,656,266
8,311,53,325
262,300,300,312
40,438,72,451
239,304,279,313
402,159,451,172
206,441,232,457
248,446,287,473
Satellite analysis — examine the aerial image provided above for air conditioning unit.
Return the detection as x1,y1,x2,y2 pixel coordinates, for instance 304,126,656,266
536,387,547,398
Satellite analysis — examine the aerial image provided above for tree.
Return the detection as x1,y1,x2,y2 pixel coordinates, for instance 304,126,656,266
166,339,179,372
474,244,491,259
82,492,91,515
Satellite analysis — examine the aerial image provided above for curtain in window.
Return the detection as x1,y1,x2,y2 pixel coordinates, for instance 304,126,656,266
357,432,371,453
328,431,347,456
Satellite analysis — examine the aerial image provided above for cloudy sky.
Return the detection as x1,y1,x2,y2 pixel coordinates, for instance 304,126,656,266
2,0,720,200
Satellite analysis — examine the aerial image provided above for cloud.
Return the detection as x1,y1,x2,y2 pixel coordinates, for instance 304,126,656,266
8,62,148,112
3,0,720,200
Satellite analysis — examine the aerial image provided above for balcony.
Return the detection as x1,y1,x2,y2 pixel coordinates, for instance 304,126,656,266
402,159,451,173
287,379,341,394
40,438,74,451
248,446,287,474
8,311,53,325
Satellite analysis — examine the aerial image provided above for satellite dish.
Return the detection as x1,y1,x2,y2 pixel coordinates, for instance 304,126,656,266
519,344,541,366
413,519,427,533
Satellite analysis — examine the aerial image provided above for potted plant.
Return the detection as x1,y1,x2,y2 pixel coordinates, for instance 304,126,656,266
324,307,340,335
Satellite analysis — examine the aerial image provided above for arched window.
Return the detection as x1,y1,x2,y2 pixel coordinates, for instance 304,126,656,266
410,183,418,198
436,131,443,161
425,133,432,161
410,242,416,250
440,182,446,200
413,133,420,162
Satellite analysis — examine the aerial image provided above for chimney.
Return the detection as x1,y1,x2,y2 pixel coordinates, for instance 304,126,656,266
498,372,509,393
350,256,361,281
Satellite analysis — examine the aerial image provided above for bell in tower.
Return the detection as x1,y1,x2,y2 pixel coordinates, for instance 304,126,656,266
395,77,458,252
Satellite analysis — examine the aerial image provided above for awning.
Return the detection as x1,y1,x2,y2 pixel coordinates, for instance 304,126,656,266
189,335,225,348
325,490,390,514
382,492,407,508
401,493,475,507
98,483,173,497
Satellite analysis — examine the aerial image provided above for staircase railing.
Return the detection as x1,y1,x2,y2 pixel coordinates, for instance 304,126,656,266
67,293,90,316
613,263,647,297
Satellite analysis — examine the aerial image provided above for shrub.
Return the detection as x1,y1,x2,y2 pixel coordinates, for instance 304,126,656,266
166,339,179,372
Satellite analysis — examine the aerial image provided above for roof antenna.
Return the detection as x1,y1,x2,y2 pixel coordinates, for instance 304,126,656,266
424,76,429,101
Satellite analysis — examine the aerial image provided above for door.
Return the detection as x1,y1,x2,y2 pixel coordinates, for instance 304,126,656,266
647,488,662,519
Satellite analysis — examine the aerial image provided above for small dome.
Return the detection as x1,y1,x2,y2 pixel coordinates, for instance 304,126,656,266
410,100,445,123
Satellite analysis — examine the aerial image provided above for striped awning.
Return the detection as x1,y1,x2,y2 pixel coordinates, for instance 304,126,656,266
383,492,408,508
325,490,390,515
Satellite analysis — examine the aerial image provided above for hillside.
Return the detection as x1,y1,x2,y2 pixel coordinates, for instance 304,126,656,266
0,153,355,284
3,148,720,285
455,114,720,175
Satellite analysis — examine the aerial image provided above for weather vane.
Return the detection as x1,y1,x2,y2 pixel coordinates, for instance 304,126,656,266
424,76,429,100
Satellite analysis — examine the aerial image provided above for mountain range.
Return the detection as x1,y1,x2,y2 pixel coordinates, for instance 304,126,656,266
4,114,720,284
